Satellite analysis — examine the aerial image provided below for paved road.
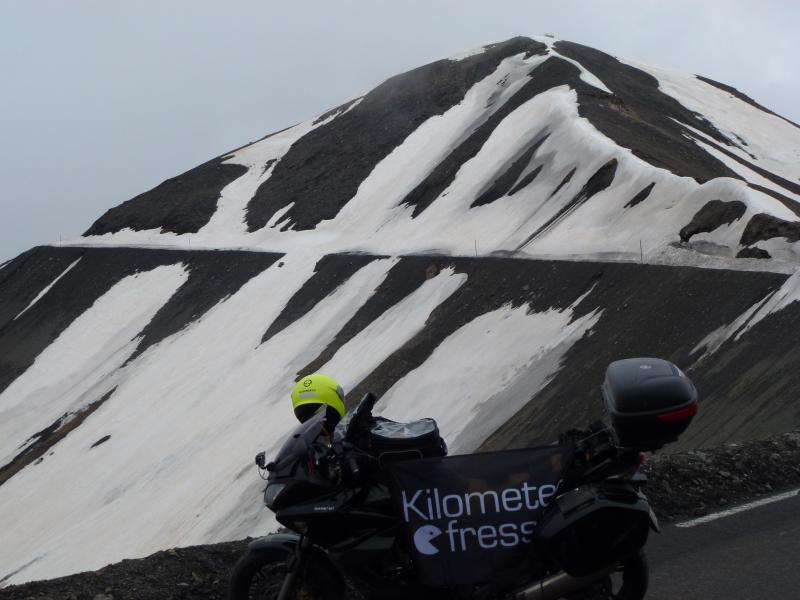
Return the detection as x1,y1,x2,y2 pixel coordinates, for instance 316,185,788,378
646,490,800,599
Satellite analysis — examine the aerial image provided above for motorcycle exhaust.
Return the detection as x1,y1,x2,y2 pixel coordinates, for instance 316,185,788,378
513,565,616,600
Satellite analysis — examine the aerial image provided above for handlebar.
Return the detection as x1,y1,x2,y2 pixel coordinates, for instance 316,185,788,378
346,455,361,481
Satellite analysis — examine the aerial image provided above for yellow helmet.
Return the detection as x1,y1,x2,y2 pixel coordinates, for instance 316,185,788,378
291,374,346,424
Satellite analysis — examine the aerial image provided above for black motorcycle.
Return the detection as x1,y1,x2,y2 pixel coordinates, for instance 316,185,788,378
230,357,698,600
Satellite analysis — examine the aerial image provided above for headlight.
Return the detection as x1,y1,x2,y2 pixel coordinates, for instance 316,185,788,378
264,482,287,510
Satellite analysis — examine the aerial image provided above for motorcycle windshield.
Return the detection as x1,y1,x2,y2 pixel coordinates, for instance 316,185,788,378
333,395,371,443
333,410,354,444
272,413,326,474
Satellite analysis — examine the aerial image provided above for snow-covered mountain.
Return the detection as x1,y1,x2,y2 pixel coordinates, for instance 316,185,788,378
2,36,800,585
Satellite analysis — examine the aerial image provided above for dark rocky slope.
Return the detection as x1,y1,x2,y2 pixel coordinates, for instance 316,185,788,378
85,158,249,236
2,247,797,469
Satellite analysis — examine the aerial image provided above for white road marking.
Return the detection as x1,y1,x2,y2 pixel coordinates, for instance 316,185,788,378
675,488,800,528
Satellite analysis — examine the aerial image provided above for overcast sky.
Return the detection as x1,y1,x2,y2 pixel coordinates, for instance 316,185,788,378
1,0,798,261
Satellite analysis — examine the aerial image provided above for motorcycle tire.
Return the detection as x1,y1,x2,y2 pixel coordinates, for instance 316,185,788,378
567,550,649,600
229,548,344,600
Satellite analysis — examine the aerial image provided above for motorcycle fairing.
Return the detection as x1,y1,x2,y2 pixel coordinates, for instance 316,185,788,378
248,532,302,553
273,413,327,472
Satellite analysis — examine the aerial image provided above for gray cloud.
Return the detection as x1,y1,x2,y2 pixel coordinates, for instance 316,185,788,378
1,0,798,261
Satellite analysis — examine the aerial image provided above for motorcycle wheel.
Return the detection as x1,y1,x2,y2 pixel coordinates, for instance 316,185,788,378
567,550,649,600
229,549,344,600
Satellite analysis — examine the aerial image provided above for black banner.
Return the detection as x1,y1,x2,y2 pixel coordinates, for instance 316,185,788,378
387,445,572,587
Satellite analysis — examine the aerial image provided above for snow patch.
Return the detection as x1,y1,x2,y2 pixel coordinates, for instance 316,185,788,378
677,121,800,211
267,202,295,229
448,46,487,61
321,268,468,390
530,35,557,51
199,119,328,238
14,258,82,320
377,294,602,453
324,51,550,241
549,49,612,94
622,58,800,183
693,270,800,357
0,264,189,467
744,236,800,263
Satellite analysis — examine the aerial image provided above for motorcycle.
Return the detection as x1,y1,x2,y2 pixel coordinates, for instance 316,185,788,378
230,357,698,600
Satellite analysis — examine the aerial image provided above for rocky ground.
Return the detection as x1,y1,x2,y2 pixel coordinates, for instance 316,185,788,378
0,542,250,600
2,429,799,600
643,429,800,521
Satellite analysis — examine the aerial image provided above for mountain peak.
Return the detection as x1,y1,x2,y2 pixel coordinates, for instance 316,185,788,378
78,37,800,267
